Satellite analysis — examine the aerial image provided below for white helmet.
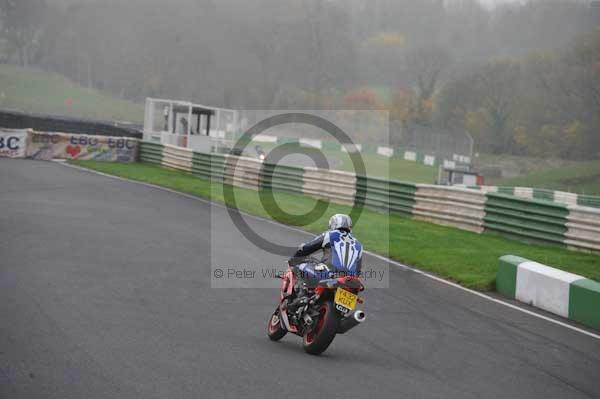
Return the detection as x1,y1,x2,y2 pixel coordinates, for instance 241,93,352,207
328,214,352,231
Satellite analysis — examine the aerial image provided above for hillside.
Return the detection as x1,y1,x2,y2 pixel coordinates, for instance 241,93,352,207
2,64,597,193
0,64,144,123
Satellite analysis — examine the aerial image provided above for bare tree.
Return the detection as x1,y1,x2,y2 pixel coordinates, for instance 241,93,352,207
474,59,520,153
405,44,451,124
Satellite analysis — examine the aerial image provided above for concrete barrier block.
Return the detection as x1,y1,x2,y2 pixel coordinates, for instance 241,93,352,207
497,255,599,330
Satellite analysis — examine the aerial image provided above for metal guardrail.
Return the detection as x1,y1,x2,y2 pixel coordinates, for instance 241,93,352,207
414,185,486,233
483,193,568,245
463,185,600,210
140,142,600,253
565,206,600,252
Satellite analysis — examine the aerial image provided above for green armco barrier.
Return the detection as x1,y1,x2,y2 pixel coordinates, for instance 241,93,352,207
355,175,416,215
484,193,568,244
577,195,600,208
259,162,304,194
465,185,600,210
139,140,600,253
139,142,164,165
532,188,554,202
276,137,299,145
497,186,515,195
191,152,226,181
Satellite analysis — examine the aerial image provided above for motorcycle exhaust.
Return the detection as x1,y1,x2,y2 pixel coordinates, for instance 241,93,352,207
337,310,366,334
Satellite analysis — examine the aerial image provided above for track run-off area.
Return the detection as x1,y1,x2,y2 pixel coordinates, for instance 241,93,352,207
1,158,600,399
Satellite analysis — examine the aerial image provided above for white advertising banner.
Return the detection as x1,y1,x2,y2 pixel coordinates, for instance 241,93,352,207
341,143,362,153
253,134,278,143
404,151,416,161
0,129,28,158
27,131,139,162
424,155,435,166
377,146,394,157
299,138,322,149
444,159,456,169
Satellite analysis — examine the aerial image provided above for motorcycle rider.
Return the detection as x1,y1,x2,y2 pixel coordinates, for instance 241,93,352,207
288,214,363,294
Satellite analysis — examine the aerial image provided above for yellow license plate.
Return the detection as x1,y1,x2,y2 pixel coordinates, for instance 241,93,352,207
334,288,357,311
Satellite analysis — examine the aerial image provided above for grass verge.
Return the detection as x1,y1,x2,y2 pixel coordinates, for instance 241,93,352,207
71,160,600,290
494,160,600,195
253,142,438,183
0,64,144,123
333,150,437,183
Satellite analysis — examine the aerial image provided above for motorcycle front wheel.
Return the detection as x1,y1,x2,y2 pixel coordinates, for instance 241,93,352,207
267,308,287,341
302,301,340,355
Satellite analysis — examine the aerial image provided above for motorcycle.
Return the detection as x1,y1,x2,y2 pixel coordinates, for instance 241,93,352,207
267,257,366,355
255,145,266,161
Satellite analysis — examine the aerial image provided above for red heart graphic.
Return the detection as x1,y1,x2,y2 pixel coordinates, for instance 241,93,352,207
66,145,81,158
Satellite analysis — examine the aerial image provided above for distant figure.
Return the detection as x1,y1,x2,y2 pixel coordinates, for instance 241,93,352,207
163,106,169,131
255,145,266,161
180,117,189,135
65,97,73,112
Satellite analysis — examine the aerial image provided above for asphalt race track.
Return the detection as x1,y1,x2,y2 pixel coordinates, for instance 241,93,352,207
1,158,599,399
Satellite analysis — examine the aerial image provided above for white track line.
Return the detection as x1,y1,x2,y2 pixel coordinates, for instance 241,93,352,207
59,161,600,340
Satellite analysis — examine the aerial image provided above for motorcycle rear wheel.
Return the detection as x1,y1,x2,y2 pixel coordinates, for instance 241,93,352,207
302,301,340,355
267,309,287,341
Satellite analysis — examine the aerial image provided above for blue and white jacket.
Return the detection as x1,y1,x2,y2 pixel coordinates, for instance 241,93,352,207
288,229,363,275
